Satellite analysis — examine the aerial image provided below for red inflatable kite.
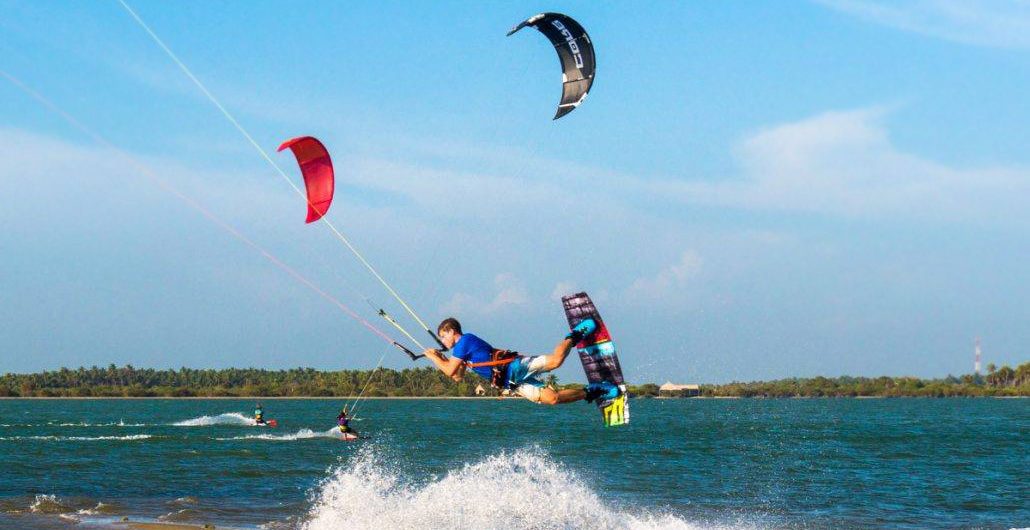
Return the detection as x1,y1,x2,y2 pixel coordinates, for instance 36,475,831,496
278,136,334,223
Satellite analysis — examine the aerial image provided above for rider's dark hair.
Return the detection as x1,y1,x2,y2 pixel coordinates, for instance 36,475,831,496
437,317,462,335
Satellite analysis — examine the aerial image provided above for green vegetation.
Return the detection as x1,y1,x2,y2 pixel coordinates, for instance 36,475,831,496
626,362,1030,398
0,365,490,398
1,362,1027,397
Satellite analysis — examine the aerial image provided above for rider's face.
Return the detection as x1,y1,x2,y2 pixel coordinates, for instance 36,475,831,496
438,329,458,349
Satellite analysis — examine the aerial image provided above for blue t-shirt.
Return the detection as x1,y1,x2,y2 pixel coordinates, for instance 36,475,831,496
450,333,495,380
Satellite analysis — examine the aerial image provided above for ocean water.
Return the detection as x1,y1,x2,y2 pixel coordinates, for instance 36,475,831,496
0,398,1026,529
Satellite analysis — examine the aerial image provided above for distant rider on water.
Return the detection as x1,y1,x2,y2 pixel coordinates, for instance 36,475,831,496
337,407,357,437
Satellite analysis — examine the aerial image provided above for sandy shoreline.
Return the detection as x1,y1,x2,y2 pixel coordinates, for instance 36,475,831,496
116,522,217,530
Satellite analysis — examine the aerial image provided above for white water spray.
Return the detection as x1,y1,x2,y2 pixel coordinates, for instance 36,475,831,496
173,412,253,427
303,448,709,530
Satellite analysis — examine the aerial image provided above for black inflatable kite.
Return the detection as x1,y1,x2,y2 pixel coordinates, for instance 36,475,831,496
508,13,596,120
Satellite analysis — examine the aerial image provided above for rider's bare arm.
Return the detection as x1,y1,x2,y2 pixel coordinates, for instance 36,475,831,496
424,349,466,382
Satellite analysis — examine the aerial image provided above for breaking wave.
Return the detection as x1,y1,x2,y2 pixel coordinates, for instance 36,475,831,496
303,448,715,530
173,412,254,426
3,495,119,517
160,508,205,522
168,496,199,507
77,501,120,515
29,494,73,515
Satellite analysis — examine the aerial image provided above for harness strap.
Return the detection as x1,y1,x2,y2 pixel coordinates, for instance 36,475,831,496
463,349,519,389
465,358,517,368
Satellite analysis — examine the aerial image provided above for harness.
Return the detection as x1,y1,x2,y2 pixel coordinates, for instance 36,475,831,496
465,349,518,389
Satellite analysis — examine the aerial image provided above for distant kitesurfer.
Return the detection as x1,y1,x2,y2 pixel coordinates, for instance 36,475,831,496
254,403,265,425
422,318,620,405
337,407,357,437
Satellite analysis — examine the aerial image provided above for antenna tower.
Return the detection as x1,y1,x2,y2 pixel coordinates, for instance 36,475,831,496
974,337,982,375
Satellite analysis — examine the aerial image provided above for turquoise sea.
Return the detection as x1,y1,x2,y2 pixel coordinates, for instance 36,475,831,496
0,398,1026,529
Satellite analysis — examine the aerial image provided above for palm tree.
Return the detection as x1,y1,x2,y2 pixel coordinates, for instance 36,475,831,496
1015,362,1030,386
996,366,1015,386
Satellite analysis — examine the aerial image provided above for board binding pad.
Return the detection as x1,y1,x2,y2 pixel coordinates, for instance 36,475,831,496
562,292,628,427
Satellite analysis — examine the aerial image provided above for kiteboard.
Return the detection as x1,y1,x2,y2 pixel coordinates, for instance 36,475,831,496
338,432,359,441
254,419,278,428
561,292,628,427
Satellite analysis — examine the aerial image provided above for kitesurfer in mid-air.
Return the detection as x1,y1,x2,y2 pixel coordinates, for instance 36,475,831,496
422,318,620,405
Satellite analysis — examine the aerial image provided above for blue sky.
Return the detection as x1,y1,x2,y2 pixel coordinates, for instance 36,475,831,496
2,1,1028,382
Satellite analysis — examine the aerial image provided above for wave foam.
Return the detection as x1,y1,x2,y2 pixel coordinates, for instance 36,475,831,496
29,494,73,514
0,434,153,441
56,420,145,427
77,501,119,516
218,427,348,441
161,508,204,522
303,448,707,530
168,496,198,506
173,412,254,426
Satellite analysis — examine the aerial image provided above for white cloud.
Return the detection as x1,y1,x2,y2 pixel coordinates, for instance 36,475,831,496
817,0,1030,48
484,273,530,313
438,291,477,317
625,250,703,303
440,273,531,316
650,107,1030,224
550,282,578,302
0,127,295,230
345,157,587,219
341,106,1030,229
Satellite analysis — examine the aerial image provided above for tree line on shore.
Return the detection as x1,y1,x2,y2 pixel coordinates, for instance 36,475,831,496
1,362,1027,398
669,362,1029,398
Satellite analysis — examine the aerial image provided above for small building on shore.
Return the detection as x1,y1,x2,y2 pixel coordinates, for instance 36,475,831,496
659,382,701,397
474,384,486,396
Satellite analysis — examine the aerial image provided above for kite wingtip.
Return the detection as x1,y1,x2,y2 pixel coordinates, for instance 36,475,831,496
277,135,312,153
